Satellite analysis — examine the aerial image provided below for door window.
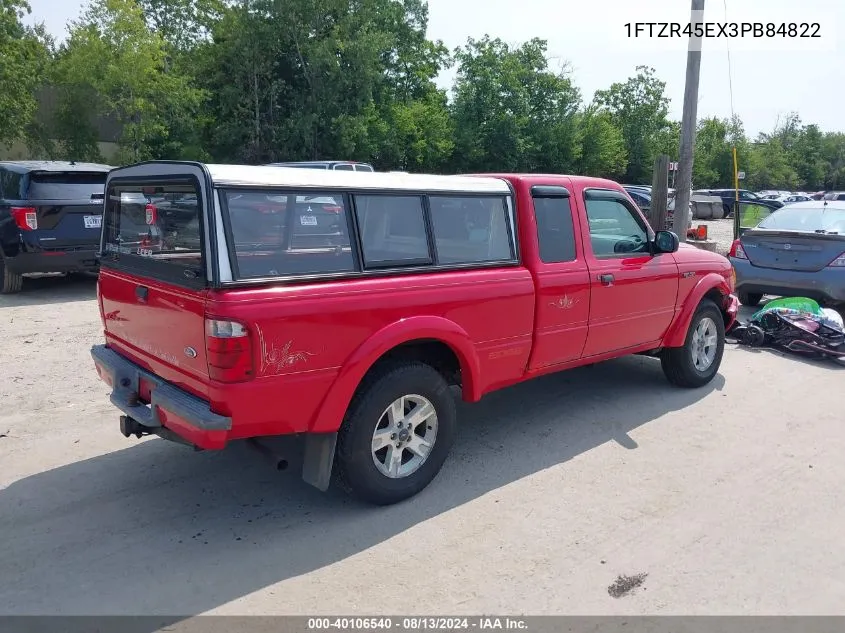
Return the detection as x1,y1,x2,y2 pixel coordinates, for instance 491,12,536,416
533,196,577,263
584,194,649,257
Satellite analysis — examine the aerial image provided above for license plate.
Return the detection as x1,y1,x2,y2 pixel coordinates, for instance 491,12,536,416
300,215,318,226
84,215,102,229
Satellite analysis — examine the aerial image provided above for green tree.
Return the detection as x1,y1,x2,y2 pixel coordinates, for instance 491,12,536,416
574,106,627,179
593,66,672,184
791,124,826,190
0,0,50,147
55,0,204,162
195,0,452,166
450,36,581,173
747,137,799,190
136,0,223,53
684,115,750,189
821,132,845,190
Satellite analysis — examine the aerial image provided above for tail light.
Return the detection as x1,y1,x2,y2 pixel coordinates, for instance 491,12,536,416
11,207,37,231
145,204,157,225
828,252,845,268
728,239,747,259
205,318,254,382
322,205,343,213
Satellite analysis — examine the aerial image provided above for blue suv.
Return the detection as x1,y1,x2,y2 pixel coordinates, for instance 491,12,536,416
0,161,113,293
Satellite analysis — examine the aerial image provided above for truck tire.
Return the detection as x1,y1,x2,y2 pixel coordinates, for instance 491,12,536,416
335,361,457,505
723,203,733,219
661,299,725,388
738,291,763,307
0,258,23,294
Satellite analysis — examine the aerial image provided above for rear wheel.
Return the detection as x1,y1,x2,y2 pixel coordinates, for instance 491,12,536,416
661,299,725,388
0,258,23,294
738,291,763,307
335,361,457,505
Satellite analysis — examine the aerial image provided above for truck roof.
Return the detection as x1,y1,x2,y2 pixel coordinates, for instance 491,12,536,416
206,164,510,194
478,173,627,190
0,160,113,173
104,161,512,195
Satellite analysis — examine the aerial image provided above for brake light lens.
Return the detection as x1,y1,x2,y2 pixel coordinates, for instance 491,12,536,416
11,206,37,231
205,318,254,382
828,252,845,268
145,203,157,225
729,239,747,259
322,205,343,213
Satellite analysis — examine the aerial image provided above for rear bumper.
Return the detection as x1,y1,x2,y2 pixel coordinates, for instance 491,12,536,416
5,249,99,274
731,258,845,303
91,345,232,449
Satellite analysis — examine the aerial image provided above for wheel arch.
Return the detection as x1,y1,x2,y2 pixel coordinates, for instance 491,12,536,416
663,273,733,348
308,316,481,435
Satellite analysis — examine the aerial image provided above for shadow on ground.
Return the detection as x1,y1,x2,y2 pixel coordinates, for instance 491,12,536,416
0,355,723,618
0,273,97,308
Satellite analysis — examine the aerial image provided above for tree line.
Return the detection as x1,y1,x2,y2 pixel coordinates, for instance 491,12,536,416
3,0,845,191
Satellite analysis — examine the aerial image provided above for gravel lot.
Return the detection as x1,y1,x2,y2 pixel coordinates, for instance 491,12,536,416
697,218,736,255
2,274,845,618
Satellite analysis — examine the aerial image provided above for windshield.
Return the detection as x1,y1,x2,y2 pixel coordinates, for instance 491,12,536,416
757,206,845,234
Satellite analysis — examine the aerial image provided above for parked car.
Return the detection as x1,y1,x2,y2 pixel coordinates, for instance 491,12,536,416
728,200,845,306
266,160,374,172
90,162,738,505
822,191,845,201
623,186,651,211
778,194,813,205
623,186,689,231
695,188,783,218
0,160,113,293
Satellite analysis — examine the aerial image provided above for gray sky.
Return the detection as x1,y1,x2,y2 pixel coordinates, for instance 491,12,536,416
26,0,844,137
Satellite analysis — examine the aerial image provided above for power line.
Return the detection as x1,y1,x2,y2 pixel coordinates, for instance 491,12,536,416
723,0,735,120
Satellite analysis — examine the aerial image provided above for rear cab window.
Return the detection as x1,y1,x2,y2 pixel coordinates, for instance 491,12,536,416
102,179,206,287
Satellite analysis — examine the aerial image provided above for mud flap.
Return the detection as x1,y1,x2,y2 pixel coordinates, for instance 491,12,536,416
302,432,338,491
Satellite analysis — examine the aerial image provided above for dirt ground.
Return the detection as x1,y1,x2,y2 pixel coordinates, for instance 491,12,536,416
2,274,845,618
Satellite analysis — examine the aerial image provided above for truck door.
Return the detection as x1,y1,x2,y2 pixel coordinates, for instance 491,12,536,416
578,188,678,357
527,185,591,370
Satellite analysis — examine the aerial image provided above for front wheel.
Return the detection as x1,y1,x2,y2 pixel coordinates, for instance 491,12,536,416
335,361,457,505
661,299,725,388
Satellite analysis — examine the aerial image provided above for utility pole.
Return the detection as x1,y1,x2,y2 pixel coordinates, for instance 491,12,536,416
650,154,669,231
672,0,705,242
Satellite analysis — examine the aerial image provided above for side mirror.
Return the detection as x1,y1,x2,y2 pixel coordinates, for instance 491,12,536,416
653,230,679,254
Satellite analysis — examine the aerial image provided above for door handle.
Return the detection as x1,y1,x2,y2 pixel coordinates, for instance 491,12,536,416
598,273,615,286
135,285,149,302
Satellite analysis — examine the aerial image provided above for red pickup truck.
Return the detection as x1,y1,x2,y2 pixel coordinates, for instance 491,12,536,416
91,162,738,505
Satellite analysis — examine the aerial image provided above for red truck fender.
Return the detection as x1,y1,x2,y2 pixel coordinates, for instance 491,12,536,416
308,316,482,435
662,273,735,348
